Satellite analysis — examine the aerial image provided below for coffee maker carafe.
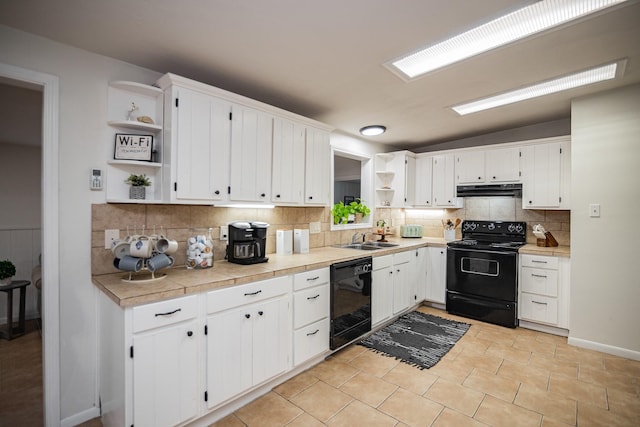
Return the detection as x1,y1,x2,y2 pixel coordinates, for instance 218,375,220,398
227,221,269,265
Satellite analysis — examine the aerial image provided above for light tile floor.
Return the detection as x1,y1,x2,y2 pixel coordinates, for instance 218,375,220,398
212,306,640,427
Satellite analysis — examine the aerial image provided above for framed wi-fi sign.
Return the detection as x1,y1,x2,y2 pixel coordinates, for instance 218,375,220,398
114,133,154,161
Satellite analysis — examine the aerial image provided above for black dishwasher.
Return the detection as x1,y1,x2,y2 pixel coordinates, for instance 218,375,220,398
330,257,372,350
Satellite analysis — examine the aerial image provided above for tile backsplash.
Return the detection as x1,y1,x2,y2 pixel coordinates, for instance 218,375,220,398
92,199,570,275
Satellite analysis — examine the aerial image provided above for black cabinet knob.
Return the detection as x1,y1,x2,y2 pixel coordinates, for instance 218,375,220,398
308,196,313,200
258,311,264,316
214,190,220,195
187,331,193,337
260,193,266,197
245,314,251,319
276,194,281,198
478,176,481,180
493,176,496,179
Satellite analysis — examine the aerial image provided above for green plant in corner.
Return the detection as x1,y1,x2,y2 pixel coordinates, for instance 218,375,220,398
0,259,16,281
124,173,151,187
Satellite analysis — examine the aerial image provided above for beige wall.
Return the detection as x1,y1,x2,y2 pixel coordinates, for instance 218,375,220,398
569,83,640,356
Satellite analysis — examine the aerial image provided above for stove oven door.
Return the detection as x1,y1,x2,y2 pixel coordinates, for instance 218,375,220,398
446,247,517,302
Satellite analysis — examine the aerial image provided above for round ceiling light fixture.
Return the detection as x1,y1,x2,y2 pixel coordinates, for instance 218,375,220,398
359,125,386,136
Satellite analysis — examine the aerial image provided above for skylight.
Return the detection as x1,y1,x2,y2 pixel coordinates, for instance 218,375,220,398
386,0,629,80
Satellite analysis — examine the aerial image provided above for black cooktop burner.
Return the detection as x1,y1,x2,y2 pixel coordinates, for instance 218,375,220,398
447,220,527,252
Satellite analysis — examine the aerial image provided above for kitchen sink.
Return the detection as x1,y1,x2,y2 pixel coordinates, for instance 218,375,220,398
334,241,399,251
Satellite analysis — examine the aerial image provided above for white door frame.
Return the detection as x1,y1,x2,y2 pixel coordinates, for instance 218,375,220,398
0,61,60,426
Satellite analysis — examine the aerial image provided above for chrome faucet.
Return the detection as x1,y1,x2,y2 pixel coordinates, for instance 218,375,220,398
351,232,363,244
362,231,375,243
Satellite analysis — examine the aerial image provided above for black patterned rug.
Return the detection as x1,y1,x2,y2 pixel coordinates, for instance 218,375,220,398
358,311,470,369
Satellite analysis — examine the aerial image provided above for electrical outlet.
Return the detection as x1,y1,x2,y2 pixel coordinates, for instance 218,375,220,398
220,225,229,241
309,222,321,234
105,229,120,249
589,203,601,218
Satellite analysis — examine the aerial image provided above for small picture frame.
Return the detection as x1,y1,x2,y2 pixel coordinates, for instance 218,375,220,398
114,133,153,161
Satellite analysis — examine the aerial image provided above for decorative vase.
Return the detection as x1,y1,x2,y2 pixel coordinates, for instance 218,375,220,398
129,186,146,200
355,213,363,223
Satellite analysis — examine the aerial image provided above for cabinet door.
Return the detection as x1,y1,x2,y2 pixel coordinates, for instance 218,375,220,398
392,252,413,315
404,155,416,207
305,127,331,205
133,319,199,427
521,142,561,208
456,151,485,184
432,154,457,207
414,156,433,207
372,265,393,326
174,88,231,202
486,147,520,183
252,295,291,385
206,307,253,408
426,247,446,304
230,105,273,202
272,117,305,204
413,248,427,304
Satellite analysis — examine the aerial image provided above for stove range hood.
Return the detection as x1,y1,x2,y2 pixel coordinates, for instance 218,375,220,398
456,183,522,197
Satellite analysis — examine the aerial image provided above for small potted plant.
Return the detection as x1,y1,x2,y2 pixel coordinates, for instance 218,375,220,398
376,219,387,234
125,173,151,200
348,199,371,223
0,259,16,285
331,202,350,225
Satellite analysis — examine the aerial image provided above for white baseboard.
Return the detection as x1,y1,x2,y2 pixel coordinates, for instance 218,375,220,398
518,320,569,337
567,336,640,361
60,406,100,427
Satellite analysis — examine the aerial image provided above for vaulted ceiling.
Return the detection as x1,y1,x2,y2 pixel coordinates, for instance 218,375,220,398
2,0,639,149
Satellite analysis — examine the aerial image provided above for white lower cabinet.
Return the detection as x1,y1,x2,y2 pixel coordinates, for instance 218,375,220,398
292,268,330,365
99,294,201,427
519,254,570,329
205,276,291,409
392,250,414,315
412,247,427,304
426,247,447,304
372,255,394,326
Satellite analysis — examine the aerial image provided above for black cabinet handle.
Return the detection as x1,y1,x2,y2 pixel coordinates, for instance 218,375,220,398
258,311,264,316
532,300,548,305
214,190,220,195
245,313,251,319
493,176,496,179
244,290,262,296
155,308,181,317
260,193,266,197
187,331,193,337
478,176,482,180
307,294,320,300
276,194,281,198
306,276,320,281
306,329,319,336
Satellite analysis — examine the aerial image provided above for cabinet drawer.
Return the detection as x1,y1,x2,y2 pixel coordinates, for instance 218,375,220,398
293,284,329,329
373,254,393,270
293,318,329,366
393,250,413,265
521,267,559,297
132,295,198,333
520,254,559,269
207,275,291,314
293,268,329,291
520,293,558,325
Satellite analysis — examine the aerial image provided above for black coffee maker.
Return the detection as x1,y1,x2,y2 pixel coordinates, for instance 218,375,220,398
227,221,269,265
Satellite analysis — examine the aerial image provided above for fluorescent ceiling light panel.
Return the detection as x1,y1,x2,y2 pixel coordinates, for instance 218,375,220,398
451,62,619,115
389,0,629,79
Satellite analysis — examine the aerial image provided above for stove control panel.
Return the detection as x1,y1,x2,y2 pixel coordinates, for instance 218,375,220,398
461,220,526,236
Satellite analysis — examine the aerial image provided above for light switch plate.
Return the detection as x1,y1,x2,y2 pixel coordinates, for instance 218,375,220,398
105,229,120,249
589,203,601,217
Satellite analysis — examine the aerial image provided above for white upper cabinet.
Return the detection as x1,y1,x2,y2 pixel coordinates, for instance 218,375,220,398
229,105,274,203
164,85,231,203
272,117,305,204
521,137,570,209
304,127,331,205
486,147,521,183
456,147,520,185
414,155,433,207
432,154,462,207
456,151,485,184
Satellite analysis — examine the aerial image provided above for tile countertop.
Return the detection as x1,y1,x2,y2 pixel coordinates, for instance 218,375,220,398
519,244,571,257
93,237,446,307
93,238,571,308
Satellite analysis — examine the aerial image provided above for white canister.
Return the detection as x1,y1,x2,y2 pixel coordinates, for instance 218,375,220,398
444,229,456,242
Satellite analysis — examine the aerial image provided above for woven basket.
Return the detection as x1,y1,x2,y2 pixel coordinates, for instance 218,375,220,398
129,186,146,200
